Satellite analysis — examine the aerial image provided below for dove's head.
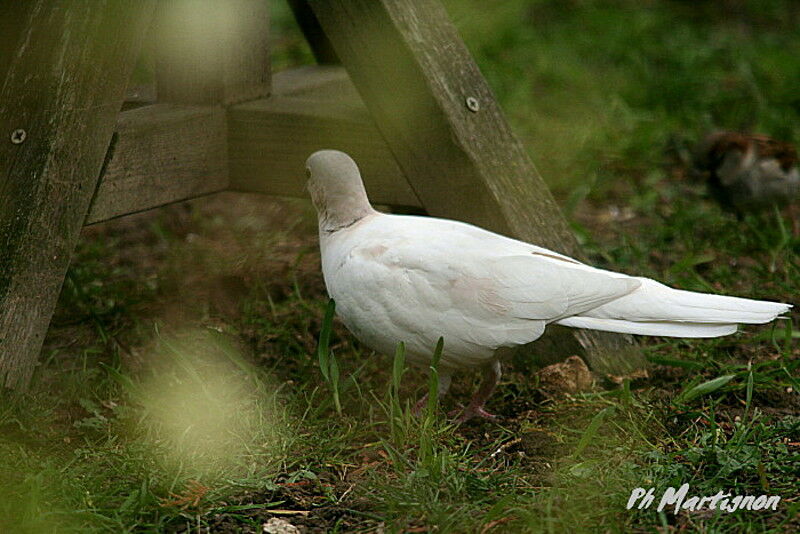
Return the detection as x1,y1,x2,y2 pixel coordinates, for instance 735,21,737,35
306,150,375,232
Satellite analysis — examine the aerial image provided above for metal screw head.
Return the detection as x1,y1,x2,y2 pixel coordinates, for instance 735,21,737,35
10,129,26,144
465,96,480,112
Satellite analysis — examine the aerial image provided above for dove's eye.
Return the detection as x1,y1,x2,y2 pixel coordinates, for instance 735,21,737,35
305,168,312,179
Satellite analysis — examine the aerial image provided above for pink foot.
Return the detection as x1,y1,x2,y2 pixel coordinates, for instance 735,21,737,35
412,394,428,417
451,404,499,423
446,404,464,419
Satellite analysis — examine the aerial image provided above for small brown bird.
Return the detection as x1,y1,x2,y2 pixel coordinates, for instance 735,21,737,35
694,132,800,223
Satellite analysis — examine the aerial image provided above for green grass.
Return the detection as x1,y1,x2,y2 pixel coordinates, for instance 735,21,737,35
2,0,799,532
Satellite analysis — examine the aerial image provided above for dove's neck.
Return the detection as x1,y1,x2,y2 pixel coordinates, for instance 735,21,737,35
311,180,376,234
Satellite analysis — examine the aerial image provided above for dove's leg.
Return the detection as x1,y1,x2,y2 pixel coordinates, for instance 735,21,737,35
788,203,800,237
453,360,502,422
412,371,452,416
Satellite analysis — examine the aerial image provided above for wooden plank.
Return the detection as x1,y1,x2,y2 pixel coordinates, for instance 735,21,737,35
0,2,30,83
271,65,356,99
155,0,270,105
228,96,419,207
307,0,641,372
86,105,228,224
0,0,155,389
86,67,419,224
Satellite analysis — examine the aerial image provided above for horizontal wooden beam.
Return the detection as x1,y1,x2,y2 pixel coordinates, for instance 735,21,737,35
86,67,419,225
271,65,355,99
86,104,229,224
231,66,417,205
227,95,418,206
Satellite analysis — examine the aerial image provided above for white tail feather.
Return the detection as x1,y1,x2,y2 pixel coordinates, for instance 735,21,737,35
583,278,791,325
555,278,790,337
556,316,738,338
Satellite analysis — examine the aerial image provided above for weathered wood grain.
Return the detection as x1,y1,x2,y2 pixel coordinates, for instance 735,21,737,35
228,96,418,206
307,0,641,372
87,67,418,223
229,66,417,206
155,0,270,105
0,0,155,389
86,105,228,224
271,65,355,99
0,3,31,83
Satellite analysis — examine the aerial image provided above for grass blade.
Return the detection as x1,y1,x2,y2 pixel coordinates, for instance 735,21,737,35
389,342,407,444
391,343,406,412
574,406,615,457
743,362,754,425
676,374,735,404
317,299,336,381
329,350,341,415
426,337,444,419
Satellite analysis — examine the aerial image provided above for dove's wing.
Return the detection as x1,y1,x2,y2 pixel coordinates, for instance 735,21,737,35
484,255,641,320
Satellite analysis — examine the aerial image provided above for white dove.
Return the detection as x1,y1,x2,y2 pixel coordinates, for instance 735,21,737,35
306,150,791,421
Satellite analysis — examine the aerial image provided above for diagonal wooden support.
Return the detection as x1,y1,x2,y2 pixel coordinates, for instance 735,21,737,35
306,0,643,372
286,0,340,65
0,1,155,389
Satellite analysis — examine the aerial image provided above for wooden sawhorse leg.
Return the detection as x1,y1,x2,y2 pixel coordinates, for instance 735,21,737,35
0,1,155,389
